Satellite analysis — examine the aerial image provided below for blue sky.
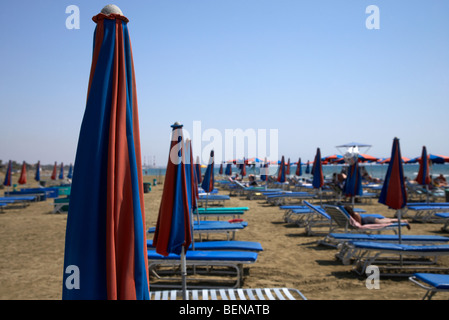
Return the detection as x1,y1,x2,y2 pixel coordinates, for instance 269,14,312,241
1,0,448,166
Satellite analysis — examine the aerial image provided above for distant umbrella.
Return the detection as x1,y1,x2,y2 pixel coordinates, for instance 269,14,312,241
219,163,223,175
3,160,12,187
225,163,232,176
343,161,363,208
59,162,64,180
312,148,324,206
67,164,73,179
305,161,310,174
415,146,431,203
18,161,27,185
51,162,57,180
286,158,291,175
34,161,40,182
277,155,286,183
240,158,246,177
295,158,302,176
201,150,215,193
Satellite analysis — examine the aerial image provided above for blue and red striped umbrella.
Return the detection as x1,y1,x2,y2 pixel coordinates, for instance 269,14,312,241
63,8,149,300
295,158,302,176
378,138,407,210
277,155,286,183
195,156,202,184
3,160,12,187
153,123,192,256
415,146,431,186
201,150,215,193
286,158,291,175
240,158,247,178
67,164,73,179
343,161,363,203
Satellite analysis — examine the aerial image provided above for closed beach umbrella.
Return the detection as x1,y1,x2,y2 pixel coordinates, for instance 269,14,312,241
67,164,73,179
286,158,291,175
225,163,232,176
343,161,363,207
219,163,223,175
312,148,324,205
295,158,302,176
34,161,40,182
195,156,202,184
240,158,246,178
201,150,215,193
379,138,407,243
59,162,64,180
3,160,12,187
153,123,192,299
18,161,27,185
277,155,286,183
51,162,57,180
63,6,149,300
415,146,431,203
305,161,310,174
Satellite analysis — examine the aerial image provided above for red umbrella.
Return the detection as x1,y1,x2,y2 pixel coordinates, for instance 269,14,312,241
18,161,27,185
277,155,286,183
51,162,57,180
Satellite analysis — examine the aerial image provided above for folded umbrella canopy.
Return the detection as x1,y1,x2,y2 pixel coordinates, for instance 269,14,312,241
153,123,192,299
277,155,286,183
63,6,149,300
3,160,12,187
51,162,57,180
225,163,232,176
415,146,431,203
378,138,407,243
312,148,324,205
18,161,27,185
201,150,215,193
295,158,302,176
343,161,363,207
34,161,40,182
59,162,64,180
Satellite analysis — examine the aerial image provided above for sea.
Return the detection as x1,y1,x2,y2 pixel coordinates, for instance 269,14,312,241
143,163,449,182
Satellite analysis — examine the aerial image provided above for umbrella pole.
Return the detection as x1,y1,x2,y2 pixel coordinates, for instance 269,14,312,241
426,185,429,204
397,209,403,267
181,246,187,300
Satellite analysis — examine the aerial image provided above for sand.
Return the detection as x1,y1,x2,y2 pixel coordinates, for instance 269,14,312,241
1,173,448,300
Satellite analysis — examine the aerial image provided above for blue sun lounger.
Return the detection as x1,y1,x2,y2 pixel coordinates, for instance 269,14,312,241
147,239,263,252
409,273,449,300
148,221,247,240
403,205,449,222
346,241,449,275
147,250,258,288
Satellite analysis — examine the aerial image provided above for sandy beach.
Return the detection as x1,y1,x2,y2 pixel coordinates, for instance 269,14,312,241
1,173,448,300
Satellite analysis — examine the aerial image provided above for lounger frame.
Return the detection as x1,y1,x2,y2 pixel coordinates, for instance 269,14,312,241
149,288,307,300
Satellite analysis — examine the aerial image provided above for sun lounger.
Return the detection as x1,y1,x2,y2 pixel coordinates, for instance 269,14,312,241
149,287,307,300
409,273,449,300
403,205,449,223
53,197,70,213
147,239,263,252
345,241,449,275
0,196,36,209
266,192,315,206
436,212,449,232
302,201,402,237
197,194,230,207
147,250,258,288
148,221,247,241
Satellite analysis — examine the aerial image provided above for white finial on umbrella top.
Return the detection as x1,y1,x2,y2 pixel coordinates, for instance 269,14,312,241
101,4,123,16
